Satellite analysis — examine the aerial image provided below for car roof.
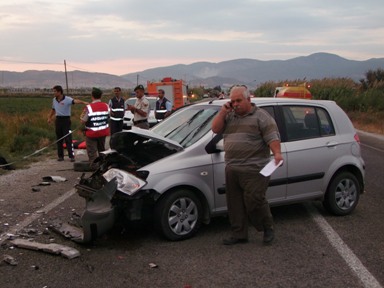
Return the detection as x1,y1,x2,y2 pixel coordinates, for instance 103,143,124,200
191,97,354,133
194,97,337,106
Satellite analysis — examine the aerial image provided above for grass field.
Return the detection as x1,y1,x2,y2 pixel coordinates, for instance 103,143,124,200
0,96,91,169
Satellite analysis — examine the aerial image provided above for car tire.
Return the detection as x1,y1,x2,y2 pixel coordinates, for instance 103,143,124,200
154,189,202,241
323,172,360,216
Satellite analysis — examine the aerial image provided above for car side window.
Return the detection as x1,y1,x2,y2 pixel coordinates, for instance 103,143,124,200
282,106,335,141
260,106,275,119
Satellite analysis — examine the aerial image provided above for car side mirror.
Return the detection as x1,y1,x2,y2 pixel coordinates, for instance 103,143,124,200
216,139,224,151
205,134,223,154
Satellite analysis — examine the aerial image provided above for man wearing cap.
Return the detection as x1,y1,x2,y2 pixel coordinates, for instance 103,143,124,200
127,85,150,129
80,87,110,170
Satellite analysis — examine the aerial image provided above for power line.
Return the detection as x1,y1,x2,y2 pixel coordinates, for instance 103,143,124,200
0,59,62,65
65,64,93,73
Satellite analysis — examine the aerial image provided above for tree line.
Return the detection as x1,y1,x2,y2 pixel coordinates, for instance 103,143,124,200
254,69,384,112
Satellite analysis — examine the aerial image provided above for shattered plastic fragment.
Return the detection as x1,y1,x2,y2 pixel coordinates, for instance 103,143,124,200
6,233,17,240
3,255,18,266
11,239,80,259
42,176,67,183
38,182,51,186
149,263,158,268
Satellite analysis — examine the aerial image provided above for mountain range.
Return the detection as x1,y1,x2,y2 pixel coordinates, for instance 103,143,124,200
1,53,384,89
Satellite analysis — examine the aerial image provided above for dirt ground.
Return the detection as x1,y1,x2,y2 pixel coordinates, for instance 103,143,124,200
0,149,90,240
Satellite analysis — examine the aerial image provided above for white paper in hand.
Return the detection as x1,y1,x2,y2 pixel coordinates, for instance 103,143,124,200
260,159,283,177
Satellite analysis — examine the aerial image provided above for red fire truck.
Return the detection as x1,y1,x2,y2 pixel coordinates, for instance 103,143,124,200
146,77,189,109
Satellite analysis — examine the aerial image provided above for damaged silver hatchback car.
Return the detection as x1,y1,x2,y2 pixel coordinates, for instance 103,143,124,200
67,98,365,243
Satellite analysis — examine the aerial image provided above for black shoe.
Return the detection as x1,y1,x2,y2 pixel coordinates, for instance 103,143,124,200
57,158,64,162
70,158,75,162
263,228,274,244
222,237,248,245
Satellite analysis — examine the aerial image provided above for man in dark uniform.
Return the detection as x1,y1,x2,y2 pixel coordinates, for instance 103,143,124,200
155,89,172,121
108,87,125,135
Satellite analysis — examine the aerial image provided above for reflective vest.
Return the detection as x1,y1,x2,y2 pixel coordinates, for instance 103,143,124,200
109,97,125,121
155,97,170,120
85,102,110,138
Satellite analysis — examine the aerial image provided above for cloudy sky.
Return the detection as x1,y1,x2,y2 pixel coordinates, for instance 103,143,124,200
1,0,383,76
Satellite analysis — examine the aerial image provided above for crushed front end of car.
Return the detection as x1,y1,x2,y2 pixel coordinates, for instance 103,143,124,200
52,129,183,243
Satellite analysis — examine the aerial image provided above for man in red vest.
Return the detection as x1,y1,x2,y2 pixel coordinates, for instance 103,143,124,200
80,87,110,170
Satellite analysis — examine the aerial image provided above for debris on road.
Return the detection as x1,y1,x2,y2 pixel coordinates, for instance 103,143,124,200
42,176,67,183
10,238,80,259
37,182,51,186
49,221,84,242
31,175,67,190
149,262,158,268
2,254,18,266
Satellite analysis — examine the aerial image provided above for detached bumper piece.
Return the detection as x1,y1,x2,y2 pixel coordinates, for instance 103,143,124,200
52,179,118,243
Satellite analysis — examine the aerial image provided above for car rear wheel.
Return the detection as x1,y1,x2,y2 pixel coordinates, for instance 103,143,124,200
323,171,360,215
154,189,202,241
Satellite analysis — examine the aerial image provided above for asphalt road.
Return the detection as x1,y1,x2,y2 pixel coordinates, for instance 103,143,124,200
0,131,383,288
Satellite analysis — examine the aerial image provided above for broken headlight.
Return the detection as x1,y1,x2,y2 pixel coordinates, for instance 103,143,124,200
103,168,147,196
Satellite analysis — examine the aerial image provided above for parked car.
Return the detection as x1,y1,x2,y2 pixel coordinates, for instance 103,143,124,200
73,98,365,243
123,96,159,129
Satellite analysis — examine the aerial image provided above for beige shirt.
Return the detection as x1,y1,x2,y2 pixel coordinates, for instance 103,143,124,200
134,96,150,121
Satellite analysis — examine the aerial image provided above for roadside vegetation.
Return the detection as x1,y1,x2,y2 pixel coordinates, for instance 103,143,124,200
0,95,91,170
0,69,383,170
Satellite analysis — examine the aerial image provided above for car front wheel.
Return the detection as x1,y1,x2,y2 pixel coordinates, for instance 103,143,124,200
154,189,202,241
323,171,360,216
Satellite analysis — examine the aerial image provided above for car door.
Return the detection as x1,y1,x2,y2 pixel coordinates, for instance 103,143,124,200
280,104,338,201
209,105,288,214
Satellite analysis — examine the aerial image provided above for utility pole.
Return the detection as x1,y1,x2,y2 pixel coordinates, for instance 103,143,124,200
64,60,69,94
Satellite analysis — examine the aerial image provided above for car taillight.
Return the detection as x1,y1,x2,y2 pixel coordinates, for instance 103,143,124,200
354,133,361,144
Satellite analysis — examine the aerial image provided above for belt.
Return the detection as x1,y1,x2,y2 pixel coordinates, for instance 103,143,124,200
133,119,148,125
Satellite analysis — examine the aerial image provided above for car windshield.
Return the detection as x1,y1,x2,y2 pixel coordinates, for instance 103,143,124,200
151,105,219,148
126,97,157,110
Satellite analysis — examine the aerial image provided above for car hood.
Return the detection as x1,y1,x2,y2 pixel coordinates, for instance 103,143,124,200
112,128,183,151
103,128,184,173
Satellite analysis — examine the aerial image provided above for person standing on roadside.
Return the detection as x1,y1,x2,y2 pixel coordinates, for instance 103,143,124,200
48,85,88,162
126,84,150,129
155,89,172,121
211,85,283,245
80,87,110,170
108,87,125,135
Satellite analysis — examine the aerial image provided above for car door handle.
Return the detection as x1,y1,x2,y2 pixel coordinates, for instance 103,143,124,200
326,141,338,147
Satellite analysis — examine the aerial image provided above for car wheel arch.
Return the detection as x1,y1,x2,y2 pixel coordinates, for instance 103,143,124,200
325,164,364,195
